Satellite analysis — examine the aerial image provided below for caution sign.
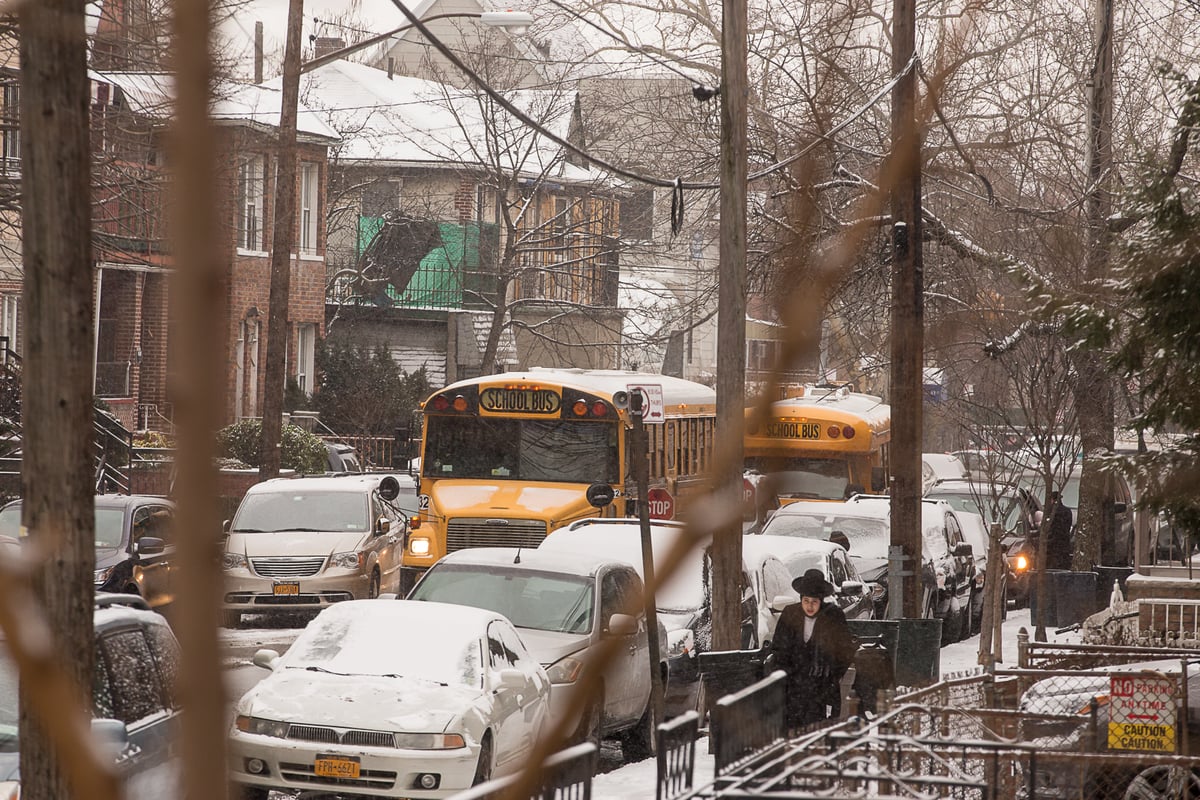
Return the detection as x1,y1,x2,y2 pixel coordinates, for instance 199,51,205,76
1107,673,1177,752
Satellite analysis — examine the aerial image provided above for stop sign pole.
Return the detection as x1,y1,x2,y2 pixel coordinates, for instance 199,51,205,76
629,390,664,750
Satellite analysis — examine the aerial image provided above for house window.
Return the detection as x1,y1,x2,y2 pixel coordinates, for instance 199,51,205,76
300,163,318,254
747,339,780,373
1,82,18,177
361,178,401,218
0,295,16,351
620,188,653,242
237,156,264,250
296,323,316,394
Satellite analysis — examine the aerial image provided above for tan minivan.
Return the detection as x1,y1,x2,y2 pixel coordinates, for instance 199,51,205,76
220,474,408,626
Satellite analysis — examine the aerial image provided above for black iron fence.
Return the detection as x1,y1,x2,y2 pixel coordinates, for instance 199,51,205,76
656,710,699,800
711,669,787,776
449,742,596,800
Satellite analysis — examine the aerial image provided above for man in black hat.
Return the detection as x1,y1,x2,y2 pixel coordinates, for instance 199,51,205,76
767,568,858,730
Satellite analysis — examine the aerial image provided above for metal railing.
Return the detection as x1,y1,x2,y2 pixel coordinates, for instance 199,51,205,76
711,669,786,776
656,710,699,800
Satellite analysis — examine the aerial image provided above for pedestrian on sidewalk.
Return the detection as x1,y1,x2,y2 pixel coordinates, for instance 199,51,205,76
767,568,857,730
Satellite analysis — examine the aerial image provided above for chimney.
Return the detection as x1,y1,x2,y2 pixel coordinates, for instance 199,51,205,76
254,21,264,84
387,57,395,80
312,37,347,61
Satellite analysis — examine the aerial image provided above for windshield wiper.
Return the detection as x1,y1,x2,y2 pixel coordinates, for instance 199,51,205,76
231,528,265,533
296,665,352,676
380,673,448,686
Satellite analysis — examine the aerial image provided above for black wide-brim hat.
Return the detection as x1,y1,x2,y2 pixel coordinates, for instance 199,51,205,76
793,568,835,598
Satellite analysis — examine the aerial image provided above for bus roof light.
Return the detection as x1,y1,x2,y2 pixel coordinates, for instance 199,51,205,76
591,401,607,417
827,425,841,439
572,399,588,416
452,395,468,412
842,425,856,439
432,395,450,412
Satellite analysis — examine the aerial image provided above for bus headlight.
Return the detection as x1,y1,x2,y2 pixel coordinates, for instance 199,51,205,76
409,537,430,556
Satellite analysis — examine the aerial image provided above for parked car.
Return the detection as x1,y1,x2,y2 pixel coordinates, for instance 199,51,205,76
536,518,784,716
324,441,363,473
0,593,182,799
1015,468,1138,567
740,535,875,620
228,600,550,799
220,474,408,626
921,453,969,492
0,494,176,609
407,547,662,760
759,495,976,643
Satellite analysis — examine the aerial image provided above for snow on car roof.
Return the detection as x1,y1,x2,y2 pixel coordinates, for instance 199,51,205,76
244,475,393,494
437,547,617,577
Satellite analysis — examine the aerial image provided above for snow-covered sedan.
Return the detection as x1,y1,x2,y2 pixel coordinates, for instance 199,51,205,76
228,600,551,799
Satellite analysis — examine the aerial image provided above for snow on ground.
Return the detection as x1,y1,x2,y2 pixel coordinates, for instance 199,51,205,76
591,606,1081,799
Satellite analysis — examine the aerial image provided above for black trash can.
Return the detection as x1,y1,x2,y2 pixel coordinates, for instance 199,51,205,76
893,618,942,687
1053,570,1099,627
851,637,895,714
1028,569,1066,629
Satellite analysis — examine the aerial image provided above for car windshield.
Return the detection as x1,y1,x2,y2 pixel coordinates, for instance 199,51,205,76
763,512,891,558
744,457,848,501
411,565,594,635
232,491,369,533
284,605,483,687
0,504,125,548
423,416,620,484
0,644,19,752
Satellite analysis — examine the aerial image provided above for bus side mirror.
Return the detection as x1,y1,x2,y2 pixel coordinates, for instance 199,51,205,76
586,483,615,508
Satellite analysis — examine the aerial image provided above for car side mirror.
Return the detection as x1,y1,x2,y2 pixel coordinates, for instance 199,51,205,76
251,648,281,671
91,717,131,762
496,668,525,691
770,594,798,612
839,580,865,596
606,613,637,637
222,519,231,534
953,542,973,558
375,516,391,537
135,536,165,557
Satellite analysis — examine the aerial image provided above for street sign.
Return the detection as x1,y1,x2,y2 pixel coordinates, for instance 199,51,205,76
1107,673,1177,752
645,487,674,520
743,476,755,506
626,383,665,423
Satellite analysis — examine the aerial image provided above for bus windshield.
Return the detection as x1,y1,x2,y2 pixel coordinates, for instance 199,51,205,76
745,457,849,501
423,416,620,484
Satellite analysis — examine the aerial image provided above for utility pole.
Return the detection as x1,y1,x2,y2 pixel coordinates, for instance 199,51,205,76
630,391,664,748
889,0,924,619
258,0,304,480
1074,0,1115,569
712,0,748,651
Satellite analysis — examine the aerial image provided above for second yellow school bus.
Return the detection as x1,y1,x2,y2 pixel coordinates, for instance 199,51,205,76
400,368,717,592
744,384,891,503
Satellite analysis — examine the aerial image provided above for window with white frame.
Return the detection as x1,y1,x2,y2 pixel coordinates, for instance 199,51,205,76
0,295,17,350
300,163,318,254
296,323,316,394
747,338,781,373
1,82,18,177
238,155,265,250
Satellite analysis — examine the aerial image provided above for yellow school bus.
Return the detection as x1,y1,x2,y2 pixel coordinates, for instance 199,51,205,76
400,368,717,591
744,384,891,505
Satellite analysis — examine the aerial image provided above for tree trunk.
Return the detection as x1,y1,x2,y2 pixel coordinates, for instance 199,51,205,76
258,0,303,480
17,2,96,798
479,271,509,374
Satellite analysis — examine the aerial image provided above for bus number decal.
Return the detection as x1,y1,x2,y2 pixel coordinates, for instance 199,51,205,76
418,494,430,510
479,388,562,414
764,421,822,439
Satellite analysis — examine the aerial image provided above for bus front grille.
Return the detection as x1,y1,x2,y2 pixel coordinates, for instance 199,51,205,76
446,518,548,551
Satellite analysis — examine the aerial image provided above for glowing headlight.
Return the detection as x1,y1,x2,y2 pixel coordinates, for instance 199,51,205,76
545,654,585,684
1014,554,1029,572
234,716,289,738
221,553,247,570
394,732,466,749
94,566,114,583
409,537,431,556
331,551,363,569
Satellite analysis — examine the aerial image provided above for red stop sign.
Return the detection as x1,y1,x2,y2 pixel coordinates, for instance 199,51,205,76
743,477,756,505
646,487,675,520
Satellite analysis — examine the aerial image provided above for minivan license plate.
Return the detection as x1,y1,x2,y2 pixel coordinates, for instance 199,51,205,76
273,582,300,596
314,755,360,779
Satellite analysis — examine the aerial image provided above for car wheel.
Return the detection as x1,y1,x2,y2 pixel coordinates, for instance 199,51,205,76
368,569,381,599
222,611,241,629
1122,765,1200,799
471,732,493,786
576,694,603,752
618,701,655,762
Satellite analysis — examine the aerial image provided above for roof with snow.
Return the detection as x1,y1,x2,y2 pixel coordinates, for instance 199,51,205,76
293,59,592,181
89,70,341,142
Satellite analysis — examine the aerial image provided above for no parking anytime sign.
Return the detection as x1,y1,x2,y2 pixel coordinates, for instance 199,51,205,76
1107,673,1177,752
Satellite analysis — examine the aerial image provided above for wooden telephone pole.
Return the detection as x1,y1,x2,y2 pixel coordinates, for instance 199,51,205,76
889,0,925,619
